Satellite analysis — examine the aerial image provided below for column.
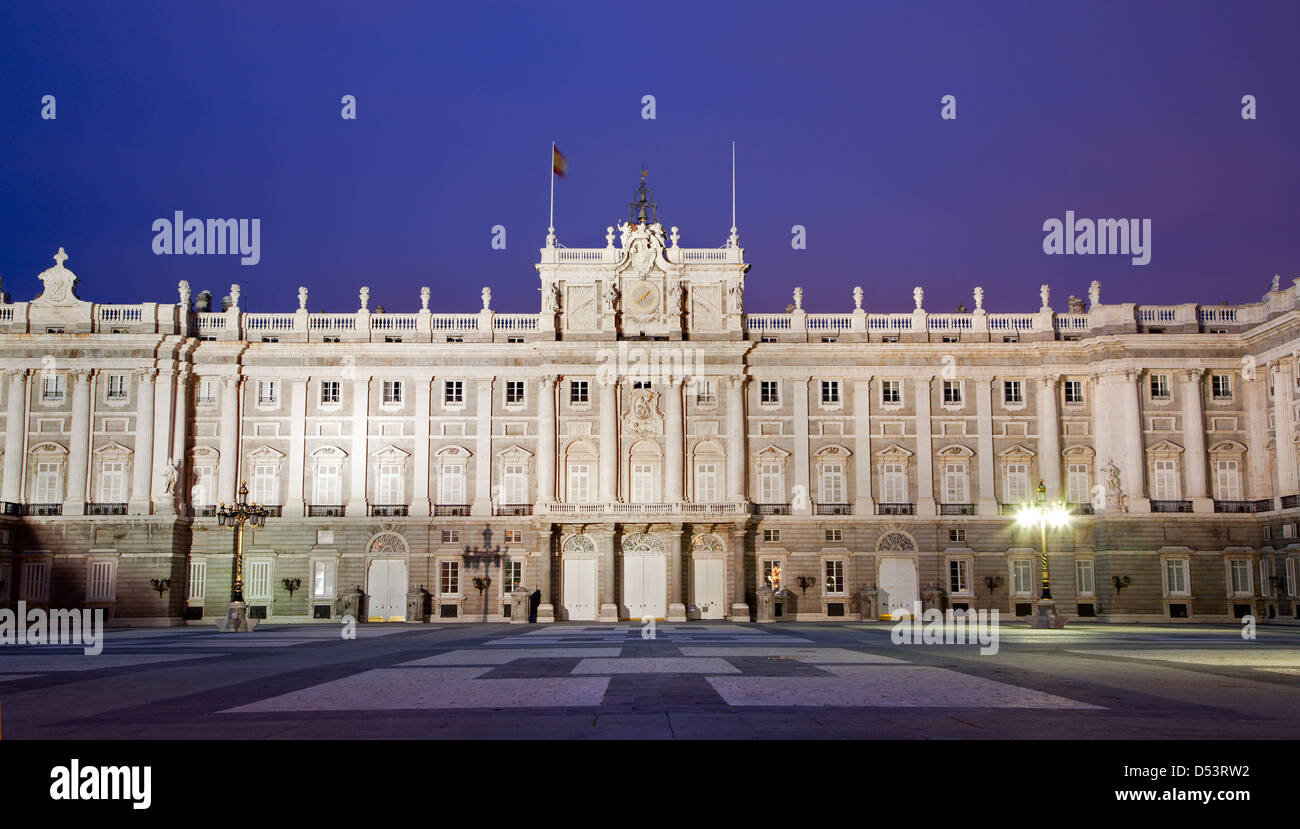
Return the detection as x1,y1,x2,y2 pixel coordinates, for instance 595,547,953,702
1182,368,1212,511
537,526,553,611
1,370,29,505
1275,359,1298,499
536,375,557,503
217,375,241,504
471,377,493,516
149,368,175,508
284,377,308,517
1091,373,1112,503
726,376,747,501
347,377,369,515
128,368,156,515
852,377,873,515
665,378,684,503
63,369,93,515
1037,374,1062,500
914,375,935,516
598,379,618,503
729,523,749,620
976,376,996,515
597,525,618,622
793,377,811,515
168,368,190,515
411,375,433,517
667,524,685,620
1243,370,1271,502
1121,370,1150,511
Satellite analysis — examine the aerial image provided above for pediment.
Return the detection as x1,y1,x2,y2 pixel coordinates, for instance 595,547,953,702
496,443,534,459
1145,439,1184,454
93,441,133,455
755,444,791,458
875,443,914,458
999,443,1037,458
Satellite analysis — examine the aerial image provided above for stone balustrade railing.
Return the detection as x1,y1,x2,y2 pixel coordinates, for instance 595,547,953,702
542,246,744,265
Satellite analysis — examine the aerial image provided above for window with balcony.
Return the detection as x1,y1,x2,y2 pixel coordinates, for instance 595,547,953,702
1214,459,1241,502
440,463,466,505
315,461,341,505
759,462,785,504
943,463,969,504
820,463,844,505
1066,463,1091,505
567,463,592,504
695,462,718,503
1152,459,1180,502
252,464,278,505
1004,463,1029,505
98,461,127,505
502,462,527,504
377,463,403,505
880,463,907,504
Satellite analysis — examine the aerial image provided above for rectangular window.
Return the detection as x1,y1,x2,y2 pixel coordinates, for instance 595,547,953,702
881,463,907,504
759,461,784,503
1075,559,1095,596
942,380,962,405
440,561,460,595
1003,380,1023,405
821,381,840,405
760,380,780,404
1004,463,1029,504
320,380,340,405
825,560,845,594
313,561,335,598
444,380,463,404
943,463,968,504
820,463,844,503
107,374,127,401
1066,463,1090,504
198,378,217,405
383,380,403,405
86,560,115,603
252,464,277,505
825,529,842,543
21,561,50,602
763,529,780,543
503,463,527,504
949,559,970,595
257,380,278,405
1012,560,1033,595
1152,459,1180,501
42,373,65,401
98,461,126,504
440,464,465,504
570,380,589,404
315,461,341,504
1165,558,1189,596
188,560,206,601
1149,374,1170,400
504,529,522,544
441,529,460,544
695,462,718,503
1229,559,1251,594
695,380,716,406
1215,459,1241,501
35,462,62,504
763,559,782,590
378,463,403,505
1259,560,1272,597
503,559,523,592
247,560,272,601
631,463,655,503
1211,374,1232,399
1064,380,1083,404
949,528,966,543
567,463,592,504
1287,558,1298,596
881,380,900,404
505,380,525,405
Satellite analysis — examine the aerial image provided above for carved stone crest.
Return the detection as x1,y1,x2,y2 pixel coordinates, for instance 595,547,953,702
623,388,663,435
32,248,87,307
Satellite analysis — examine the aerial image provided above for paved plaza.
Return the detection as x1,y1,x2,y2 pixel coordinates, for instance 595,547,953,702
1,621,1298,739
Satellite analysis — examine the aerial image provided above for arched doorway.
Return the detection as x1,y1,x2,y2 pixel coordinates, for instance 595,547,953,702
690,533,725,619
876,531,919,619
561,534,597,621
622,532,667,620
366,532,409,622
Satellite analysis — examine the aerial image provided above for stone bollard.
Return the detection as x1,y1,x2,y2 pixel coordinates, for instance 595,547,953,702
755,586,775,623
510,587,531,623
857,585,878,621
922,582,944,613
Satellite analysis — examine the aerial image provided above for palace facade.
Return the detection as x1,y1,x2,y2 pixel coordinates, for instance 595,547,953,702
2,182,1299,625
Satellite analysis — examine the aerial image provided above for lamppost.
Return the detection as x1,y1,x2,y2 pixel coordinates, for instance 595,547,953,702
217,482,268,631
1016,480,1071,628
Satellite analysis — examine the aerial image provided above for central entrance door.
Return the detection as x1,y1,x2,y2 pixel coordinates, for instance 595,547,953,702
877,557,918,619
562,558,596,621
622,532,667,620
693,558,725,619
367,559,408,622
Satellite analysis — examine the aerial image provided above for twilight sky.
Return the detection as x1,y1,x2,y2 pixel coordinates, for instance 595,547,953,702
0,1,1297,315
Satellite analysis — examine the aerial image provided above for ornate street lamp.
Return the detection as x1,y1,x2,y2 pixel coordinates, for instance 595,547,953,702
1016,480,1071,628
217,482,268,631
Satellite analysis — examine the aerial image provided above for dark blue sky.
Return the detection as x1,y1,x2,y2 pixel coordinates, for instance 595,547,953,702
1,1,1297,315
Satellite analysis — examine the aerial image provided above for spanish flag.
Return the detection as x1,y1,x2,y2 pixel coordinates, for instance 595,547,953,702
552,145,568,178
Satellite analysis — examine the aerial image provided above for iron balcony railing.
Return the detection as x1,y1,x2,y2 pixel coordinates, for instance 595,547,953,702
939,503,976,516
307,504,345,517
877,502,915,516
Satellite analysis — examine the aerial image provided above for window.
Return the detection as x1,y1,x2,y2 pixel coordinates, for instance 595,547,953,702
257,380,278,405
316,461,341,504
1259,560,1272,597
820,463,844,504
1229,559,1251,594
1003,380,1023,405
760,381,780,404
1152,459,1180,501
35,462,62,504
503,559,523,592
825,560,845,594
763,529,781,543
825,529,842,543
943,463,969,504
1149,374,1170,400
107,374,127,401
949,559,970,595
570,380,589,404
1064,380,1083,404
567,463,592,504
1075,559,1095,596
21,561,50,602
198,378,217,405
86,560,115,602
632,381,651,390
695,380,716,406
439,561,460,595
881,463,907,503
439,463,466,504
1165,558,1189,595
441,529,460,543
1066,463,1091,504
631,463,656,503
505,380,525,405
695,462,718,503
313,561,335,598
759,461,784,503
252,464,278,505
377,463,403,505
821,381,840,405
881,380,901,404
1211,374,1232,399
444,380,463,405
1012,560,1033,595
942,380,962,405
504,530,522,544
188,560,207,601
41,373,65,402
383,380,403,405
1286,558,1297,596
763,559,782,590
503,463,527,504
247,560,272,601
1004,463,1029,504
1215,459,1241,501
949,528,966,543
98,461,126,504
320,380,340,405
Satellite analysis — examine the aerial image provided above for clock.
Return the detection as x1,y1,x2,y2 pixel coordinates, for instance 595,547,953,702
629,280,660,316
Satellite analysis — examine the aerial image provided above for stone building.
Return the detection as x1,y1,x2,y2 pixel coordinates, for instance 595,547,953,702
2,182,1298,625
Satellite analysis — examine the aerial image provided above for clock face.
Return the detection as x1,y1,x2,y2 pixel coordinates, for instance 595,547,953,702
629,280,660,315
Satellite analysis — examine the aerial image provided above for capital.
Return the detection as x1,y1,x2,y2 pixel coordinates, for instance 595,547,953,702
1183,367,1205,382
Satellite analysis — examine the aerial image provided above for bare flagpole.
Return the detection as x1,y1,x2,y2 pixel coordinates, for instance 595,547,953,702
549,140,555,234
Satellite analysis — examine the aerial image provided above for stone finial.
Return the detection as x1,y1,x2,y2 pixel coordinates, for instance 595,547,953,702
1088,280,1101,307
670,226,680,248
178,280,191,310
420,286,430,311
546,226,556,248
297,286,308,311
53,247,69,267
1040,283,1051,309
359,286,370,311
974,286,984,310
728,226,740,248
913,286,924,311
481,287,492,311
229,283,241,310
1067,294,1086,313
853,286,863,310
1273,274,1282,292
793,287,803,311
605,226,615,248
196,290,212,312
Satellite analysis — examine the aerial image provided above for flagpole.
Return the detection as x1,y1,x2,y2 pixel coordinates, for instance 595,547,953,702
731,140,736,230
549,141,555,233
